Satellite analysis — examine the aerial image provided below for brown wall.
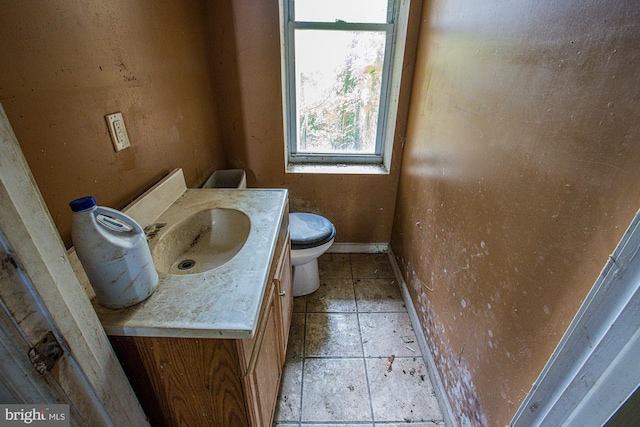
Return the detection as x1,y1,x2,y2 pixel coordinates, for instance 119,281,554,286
0,0,420,246
391,0,640,425
205,0,422,243
7,1,638,423
0,0,226,247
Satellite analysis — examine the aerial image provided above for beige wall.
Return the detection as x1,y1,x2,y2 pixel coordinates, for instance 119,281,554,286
205,0,422,243
391,0,640,425
0,0,421,246
0,0,226,247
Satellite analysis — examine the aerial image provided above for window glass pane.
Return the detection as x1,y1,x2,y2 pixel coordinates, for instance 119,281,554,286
294,30,386,154
294,0,389,24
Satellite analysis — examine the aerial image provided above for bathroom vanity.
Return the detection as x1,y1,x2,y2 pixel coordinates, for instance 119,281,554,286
71,170,292,426
109,214,291,427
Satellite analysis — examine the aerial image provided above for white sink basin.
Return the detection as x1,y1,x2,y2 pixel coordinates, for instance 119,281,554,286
151,208,250,275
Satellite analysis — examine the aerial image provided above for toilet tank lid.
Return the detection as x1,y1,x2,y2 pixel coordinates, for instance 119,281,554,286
290,213,335,249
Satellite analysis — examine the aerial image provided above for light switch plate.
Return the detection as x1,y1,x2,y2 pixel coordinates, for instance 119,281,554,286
105,112,131,152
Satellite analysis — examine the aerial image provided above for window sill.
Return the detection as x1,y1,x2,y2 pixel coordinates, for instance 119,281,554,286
286,163,390,175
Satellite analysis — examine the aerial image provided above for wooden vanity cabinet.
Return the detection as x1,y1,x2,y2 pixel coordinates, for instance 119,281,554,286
109,212,292,427
274,238,293,354
238,224,293,427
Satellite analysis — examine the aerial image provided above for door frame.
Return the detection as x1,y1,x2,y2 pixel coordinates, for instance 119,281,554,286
0,102,148,426
510,209,640,426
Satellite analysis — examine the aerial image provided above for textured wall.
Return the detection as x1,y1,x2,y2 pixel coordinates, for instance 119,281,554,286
0,0,226,247
205,0,422,243
391,0,640,425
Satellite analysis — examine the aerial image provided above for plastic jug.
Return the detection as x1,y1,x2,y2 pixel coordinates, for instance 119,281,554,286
69,196,158,309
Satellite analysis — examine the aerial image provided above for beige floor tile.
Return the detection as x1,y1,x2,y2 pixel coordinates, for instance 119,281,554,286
359,312,421,358
293,295,308,313
319,253,352,278
306,278,356,313
354,278,406,313
286,313,305,360
277,254,444,427
305,313,363,357
350,253,395,279
274,358,303,422
301,358,372,422
367,358,443,423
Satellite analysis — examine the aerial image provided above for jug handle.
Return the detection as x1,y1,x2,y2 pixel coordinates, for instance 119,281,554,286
95,206,143,235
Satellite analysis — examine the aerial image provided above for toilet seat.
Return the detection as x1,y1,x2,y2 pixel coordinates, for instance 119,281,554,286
290,213,336,250
289,212,336,296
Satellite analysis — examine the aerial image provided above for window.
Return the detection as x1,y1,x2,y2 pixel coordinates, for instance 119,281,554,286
279,0,411,172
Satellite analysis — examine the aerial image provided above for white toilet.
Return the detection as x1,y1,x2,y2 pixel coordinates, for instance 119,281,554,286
289,213,336,296
203,170,335,297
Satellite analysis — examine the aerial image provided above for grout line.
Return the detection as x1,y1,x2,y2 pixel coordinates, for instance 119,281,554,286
302,310,409,314
302,355,421,360
355,298,377,422
294,423,377,426
351,253,377,423
297,299,307,424
360,340,376,424
348,253,355,280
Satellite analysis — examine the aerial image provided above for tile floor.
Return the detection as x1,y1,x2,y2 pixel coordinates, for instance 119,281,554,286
274,253,445,426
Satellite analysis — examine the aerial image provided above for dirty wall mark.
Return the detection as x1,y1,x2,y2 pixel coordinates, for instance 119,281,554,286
402,257,489,427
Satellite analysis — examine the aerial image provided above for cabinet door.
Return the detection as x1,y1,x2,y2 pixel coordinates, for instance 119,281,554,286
110,336,248,427
244,296,282,426
275,241,293,354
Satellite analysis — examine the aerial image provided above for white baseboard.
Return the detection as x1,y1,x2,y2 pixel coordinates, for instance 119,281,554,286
387,248,458,427
327,242,389,253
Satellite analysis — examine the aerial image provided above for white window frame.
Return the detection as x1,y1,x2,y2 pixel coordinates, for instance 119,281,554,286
279,0,411,174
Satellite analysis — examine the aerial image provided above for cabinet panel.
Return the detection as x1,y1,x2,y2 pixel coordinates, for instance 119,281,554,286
246,297,281,426
110,336,248,427
256,324,281,425
275,240,293,354
240,233,291,426
239,285,275,375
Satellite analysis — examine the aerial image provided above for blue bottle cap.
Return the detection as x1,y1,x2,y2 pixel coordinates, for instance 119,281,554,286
69,196,97,212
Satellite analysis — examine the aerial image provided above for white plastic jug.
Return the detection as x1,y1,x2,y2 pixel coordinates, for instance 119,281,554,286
70,196,158,309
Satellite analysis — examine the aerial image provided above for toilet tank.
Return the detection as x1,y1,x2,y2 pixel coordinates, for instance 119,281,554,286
202,169,247,189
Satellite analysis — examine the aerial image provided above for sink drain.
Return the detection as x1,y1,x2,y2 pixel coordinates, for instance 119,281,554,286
177,259,196,270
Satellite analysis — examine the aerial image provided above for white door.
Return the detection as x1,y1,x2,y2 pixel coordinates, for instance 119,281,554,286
0,102,148,426
510,210,640,426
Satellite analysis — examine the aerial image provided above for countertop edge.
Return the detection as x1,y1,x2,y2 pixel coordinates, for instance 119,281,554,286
104,325,254,340
94,187,289,340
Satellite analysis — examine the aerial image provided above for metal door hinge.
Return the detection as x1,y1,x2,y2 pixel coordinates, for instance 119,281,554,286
28,331,63,374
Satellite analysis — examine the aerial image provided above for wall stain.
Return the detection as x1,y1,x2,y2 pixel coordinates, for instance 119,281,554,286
403,257,490,426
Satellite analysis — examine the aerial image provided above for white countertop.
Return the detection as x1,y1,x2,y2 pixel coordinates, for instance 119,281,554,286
73,169,288,339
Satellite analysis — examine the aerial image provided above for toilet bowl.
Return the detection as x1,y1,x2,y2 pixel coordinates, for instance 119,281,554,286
290,212,336,297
